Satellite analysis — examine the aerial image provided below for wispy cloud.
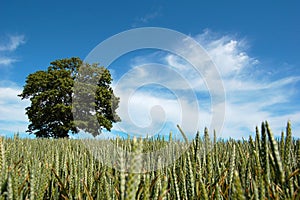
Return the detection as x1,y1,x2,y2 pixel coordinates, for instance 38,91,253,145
0,34,25,67
132,7,162,27
112,29,300,139
0,57,17,66
0,35,25,52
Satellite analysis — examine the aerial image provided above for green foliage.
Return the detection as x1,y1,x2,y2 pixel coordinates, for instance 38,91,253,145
19,57,120,138
0,121,299,199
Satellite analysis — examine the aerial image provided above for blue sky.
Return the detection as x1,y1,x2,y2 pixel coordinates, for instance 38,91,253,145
0,0,299,139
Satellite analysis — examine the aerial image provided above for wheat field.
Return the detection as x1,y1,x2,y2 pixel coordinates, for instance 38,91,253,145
0,121,299,199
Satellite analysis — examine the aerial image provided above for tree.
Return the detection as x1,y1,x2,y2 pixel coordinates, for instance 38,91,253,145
19,57,120,138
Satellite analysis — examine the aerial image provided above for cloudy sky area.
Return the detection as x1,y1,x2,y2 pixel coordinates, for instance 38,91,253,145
0,1,299,139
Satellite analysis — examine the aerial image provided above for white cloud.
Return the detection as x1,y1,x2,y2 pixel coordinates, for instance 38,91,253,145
111,29,300,139
0,84,29,133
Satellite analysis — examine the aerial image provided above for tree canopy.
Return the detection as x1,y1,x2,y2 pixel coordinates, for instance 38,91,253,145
19,57,120,138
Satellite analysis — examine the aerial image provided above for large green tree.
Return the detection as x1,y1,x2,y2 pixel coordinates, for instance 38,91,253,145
19,57,120,138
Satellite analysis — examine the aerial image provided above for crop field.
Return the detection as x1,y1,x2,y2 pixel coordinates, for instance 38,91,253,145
0,121,299,199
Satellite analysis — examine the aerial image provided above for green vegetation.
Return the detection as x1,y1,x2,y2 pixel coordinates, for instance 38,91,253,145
18,57,120,138
0,121,299,199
